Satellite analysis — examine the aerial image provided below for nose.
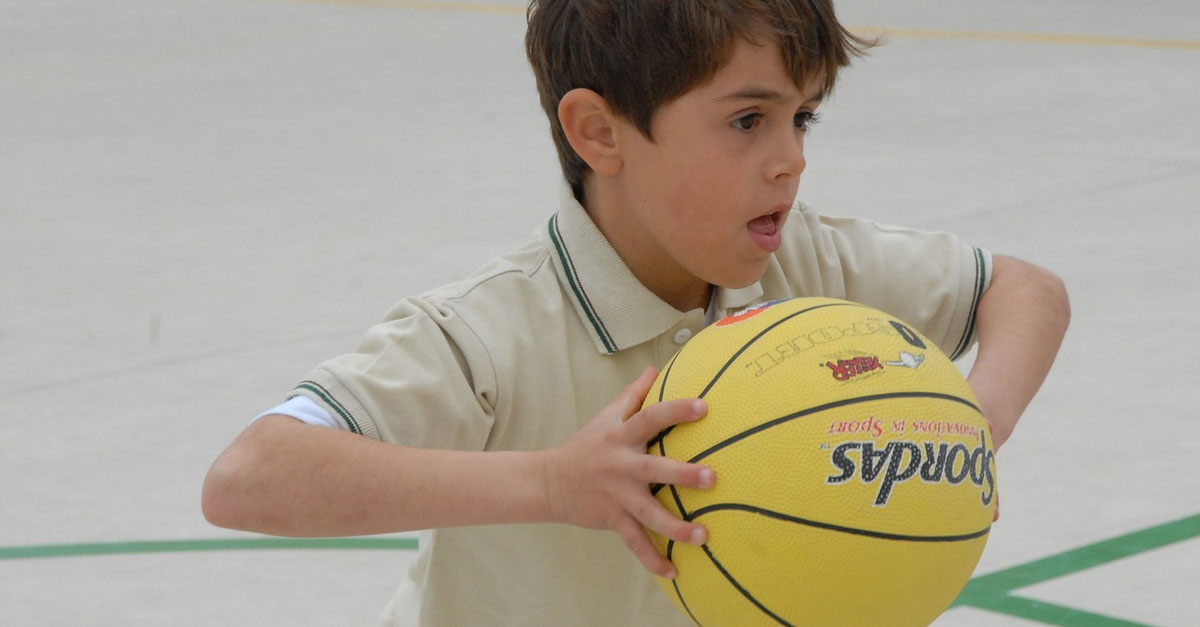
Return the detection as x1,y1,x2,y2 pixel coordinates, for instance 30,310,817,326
766,130,806,182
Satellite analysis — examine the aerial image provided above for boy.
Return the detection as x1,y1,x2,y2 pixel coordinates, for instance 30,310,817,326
203,1,1070,625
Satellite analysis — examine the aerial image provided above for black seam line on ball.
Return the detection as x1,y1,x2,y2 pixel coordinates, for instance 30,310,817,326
647,351,683,451
700,543,794,626
665,540,703,626
687,391,981,465
688,503,992,542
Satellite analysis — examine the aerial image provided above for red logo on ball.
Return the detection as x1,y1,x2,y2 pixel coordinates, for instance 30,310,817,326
825,356,883,381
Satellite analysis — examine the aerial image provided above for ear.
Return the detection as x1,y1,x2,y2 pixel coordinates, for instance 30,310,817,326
558,88,623,177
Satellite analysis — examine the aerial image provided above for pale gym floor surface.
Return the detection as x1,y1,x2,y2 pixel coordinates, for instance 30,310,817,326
2,0,1198,625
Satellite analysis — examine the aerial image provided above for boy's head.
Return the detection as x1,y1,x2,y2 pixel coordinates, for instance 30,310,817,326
525,0,872,199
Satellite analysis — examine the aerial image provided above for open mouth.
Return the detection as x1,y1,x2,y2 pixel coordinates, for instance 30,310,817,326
748,212,780,235
747,211,783,252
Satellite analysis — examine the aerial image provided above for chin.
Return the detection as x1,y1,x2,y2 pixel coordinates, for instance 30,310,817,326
711,264,770,290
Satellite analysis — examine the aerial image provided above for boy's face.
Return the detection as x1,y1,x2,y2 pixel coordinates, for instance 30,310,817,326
601,38,823,310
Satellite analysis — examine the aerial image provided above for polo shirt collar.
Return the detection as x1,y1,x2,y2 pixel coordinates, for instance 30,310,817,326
543,183,763,355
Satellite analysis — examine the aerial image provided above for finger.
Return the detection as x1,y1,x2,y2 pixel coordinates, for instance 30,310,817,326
634,455,716,490
612,513,679,579
616,367,660,422
626,398,707,441
629,494,708,550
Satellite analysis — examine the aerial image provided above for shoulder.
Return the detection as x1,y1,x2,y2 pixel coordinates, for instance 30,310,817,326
408,230,563,328
374,227,581,374
775,201,970,272
768,201,989,358
302,230,573,444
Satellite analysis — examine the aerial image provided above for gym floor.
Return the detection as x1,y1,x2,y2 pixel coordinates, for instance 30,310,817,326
2,1,1197,625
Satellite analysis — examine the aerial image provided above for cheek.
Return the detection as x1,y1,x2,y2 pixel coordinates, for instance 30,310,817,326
664,152,740,203
641,133,747,227
659,163,745,238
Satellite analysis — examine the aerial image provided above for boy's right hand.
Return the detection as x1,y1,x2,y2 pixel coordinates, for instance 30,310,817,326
541,367,715,579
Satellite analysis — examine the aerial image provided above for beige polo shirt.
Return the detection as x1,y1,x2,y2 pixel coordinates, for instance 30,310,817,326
294,186,990,627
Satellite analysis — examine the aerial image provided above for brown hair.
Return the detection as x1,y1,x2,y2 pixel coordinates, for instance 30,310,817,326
525,0,875,198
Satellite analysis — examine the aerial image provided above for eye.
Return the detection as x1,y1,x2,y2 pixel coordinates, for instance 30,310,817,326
732,113,762,131
794,111,821,131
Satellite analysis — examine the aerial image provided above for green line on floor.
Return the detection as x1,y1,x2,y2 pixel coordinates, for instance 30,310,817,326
0,536,418,560
3,513,1198,625
952,512,1200,623
956,593,1151,626
961,512,1200,593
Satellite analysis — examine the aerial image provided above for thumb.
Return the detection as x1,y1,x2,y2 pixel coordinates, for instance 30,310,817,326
619,367,660,422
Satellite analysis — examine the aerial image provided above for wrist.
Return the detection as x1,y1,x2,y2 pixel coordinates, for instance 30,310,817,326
533,447,566,525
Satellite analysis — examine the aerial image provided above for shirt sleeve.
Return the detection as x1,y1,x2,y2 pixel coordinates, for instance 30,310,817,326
253,395,339,429
288,294,499,449
772,204,993,361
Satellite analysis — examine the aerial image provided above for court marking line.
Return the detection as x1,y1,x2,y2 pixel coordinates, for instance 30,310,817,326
264,0,524,15
0,536,417,560
952,512,1200,624
2,513,1197,625
262,0,1200,51
954,594,1151,627
854,26,1200,51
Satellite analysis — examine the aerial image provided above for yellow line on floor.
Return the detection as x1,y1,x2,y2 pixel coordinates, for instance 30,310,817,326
264,0,1200,51
267,0,523,15
855,26,1200,50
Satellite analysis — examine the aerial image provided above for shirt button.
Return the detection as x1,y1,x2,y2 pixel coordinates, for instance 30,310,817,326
673,328,693,344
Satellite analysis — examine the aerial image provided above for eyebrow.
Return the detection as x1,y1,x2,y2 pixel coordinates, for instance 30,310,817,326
717,87,825,105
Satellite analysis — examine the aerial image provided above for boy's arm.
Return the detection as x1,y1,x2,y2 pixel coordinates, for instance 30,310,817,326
965,254,1071,449
202,415,552,535
202,368,712,578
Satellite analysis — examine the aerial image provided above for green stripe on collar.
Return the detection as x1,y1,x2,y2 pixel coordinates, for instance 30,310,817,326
548,214,617,354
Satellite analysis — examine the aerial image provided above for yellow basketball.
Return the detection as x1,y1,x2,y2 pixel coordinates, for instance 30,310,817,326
643,297,996,626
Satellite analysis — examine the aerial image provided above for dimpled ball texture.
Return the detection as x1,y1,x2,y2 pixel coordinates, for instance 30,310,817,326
644,297,996,626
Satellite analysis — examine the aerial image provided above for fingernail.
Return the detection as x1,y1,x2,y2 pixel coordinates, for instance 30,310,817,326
693,400,707,415
663,566,677,580
698,467,715,489
689,527,706,546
